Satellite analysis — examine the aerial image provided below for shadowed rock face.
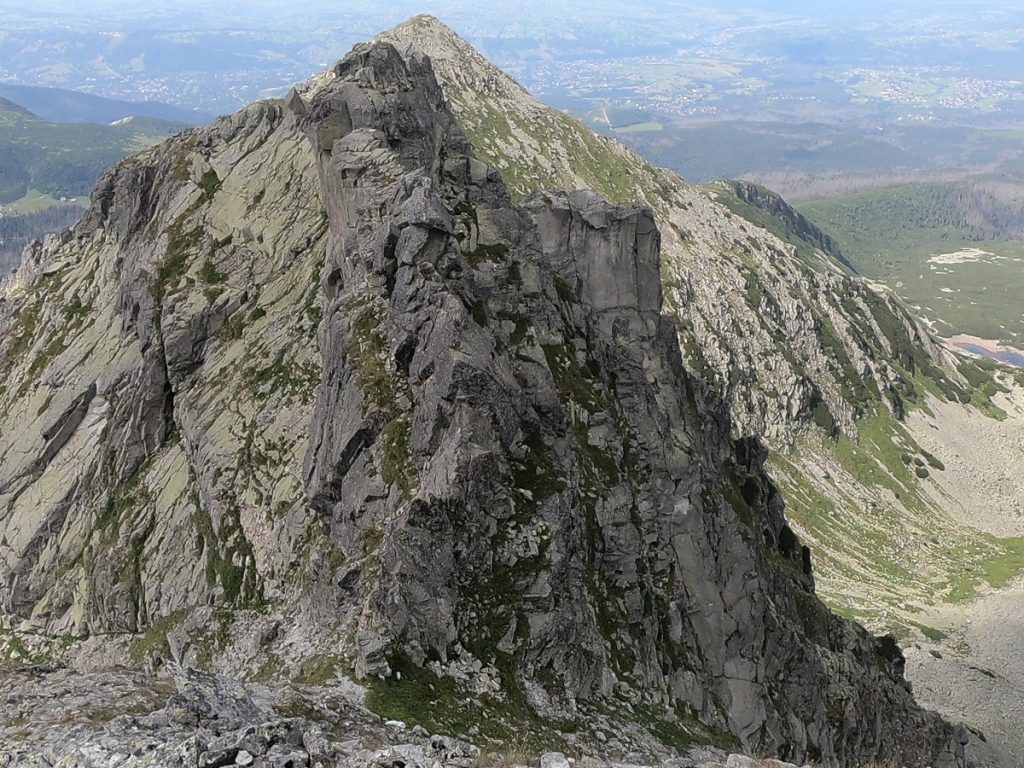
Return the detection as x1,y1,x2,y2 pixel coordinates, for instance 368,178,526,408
0,33,949,768
378,16,969,454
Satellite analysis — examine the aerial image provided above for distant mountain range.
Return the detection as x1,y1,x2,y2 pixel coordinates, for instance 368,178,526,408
0,83,212,126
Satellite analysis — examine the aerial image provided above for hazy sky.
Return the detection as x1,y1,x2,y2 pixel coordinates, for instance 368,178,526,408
1,0,1020,27
1,0,1019,112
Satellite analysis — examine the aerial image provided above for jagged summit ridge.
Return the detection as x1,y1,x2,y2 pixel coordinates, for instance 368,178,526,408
0,23,953,767
380,16,967,444
296,40,948,761
377,17,1013,642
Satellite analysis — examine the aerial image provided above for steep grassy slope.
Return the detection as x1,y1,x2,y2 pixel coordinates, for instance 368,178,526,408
701,180,855,272
380,16,1024,640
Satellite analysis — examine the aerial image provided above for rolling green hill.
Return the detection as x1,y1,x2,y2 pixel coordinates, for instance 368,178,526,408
0,96,187,204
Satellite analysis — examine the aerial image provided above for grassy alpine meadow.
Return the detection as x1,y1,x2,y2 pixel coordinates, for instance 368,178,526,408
800,183,1024,347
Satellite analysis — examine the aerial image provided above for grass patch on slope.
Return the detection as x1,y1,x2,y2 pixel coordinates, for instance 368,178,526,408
772,407,1024,633
365,655,734,758
365,654,566,750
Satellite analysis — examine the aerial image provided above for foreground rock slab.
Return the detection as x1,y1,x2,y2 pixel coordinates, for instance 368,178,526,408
0,663,831,768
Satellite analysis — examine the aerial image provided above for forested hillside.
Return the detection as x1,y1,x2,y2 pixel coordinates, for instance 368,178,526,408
802,180,1024,345
0,96,186,203
0,204,84,274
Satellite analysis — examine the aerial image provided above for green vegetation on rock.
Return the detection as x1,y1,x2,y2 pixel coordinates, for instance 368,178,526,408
344,292,417,497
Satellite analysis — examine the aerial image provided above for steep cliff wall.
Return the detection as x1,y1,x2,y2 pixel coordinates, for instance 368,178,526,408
378,17,1024,638
378,17,972,449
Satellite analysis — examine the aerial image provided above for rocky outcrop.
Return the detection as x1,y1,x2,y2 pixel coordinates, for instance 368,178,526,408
0,96,326,633
291,42,949,763
708,179,853,272
0,661,475,768
0,25,953,768
0,661,924,768
373,17,1023,662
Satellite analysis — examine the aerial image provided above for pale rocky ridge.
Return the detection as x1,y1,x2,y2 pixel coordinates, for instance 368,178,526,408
700,180,853,273
0,18,978,768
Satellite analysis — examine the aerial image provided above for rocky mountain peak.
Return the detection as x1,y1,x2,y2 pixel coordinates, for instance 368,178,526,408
380,17,981,445
293,41,948,760
0,24,957,768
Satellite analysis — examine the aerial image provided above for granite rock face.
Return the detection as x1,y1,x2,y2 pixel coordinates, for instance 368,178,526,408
376,17,1011,659
0,96,325,636
0,30,951,768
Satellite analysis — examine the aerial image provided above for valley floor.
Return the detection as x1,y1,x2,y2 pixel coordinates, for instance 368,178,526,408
907,578,1024,768
894,388,1024,767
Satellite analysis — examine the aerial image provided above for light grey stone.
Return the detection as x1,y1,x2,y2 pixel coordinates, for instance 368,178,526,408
540,753,572,768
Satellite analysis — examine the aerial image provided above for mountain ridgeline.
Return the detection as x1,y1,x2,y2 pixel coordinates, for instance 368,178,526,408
0,17,985,768
377,19,984,450
0,83,210,127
